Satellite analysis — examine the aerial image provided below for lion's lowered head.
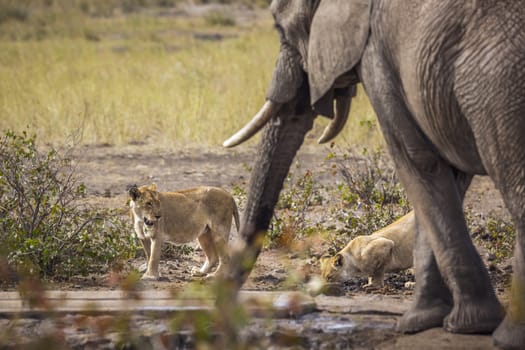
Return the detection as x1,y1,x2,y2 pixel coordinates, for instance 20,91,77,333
319,251,363,283
319,235,395,283
319,253,345,282
128,184,161,229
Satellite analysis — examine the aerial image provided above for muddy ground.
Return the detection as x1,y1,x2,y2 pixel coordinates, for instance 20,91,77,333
1,143,510,349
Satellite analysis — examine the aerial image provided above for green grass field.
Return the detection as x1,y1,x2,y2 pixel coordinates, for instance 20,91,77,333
0,1,382,148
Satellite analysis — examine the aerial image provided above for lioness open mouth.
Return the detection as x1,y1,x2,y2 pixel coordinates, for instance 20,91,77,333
144,218,155,227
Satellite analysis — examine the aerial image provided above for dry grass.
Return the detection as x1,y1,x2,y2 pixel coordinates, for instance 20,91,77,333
0,2,381,148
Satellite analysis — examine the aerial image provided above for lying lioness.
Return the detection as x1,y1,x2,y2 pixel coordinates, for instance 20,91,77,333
128,184,239,280
320,211,415,289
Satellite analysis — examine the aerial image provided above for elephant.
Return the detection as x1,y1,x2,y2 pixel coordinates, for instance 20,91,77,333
222,0,525,349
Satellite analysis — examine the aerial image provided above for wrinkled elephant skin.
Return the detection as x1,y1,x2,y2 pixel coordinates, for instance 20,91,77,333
224,1,525,349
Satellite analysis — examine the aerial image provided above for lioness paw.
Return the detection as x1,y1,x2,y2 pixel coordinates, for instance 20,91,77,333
363,282,383,291
141,273,160,281
138,263,148,273
191,267,207,277
404,281,416,289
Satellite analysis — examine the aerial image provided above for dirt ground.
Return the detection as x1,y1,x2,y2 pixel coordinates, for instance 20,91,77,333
12,142,506,349
71,142,511,290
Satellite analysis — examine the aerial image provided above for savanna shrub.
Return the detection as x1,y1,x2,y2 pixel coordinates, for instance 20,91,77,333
327,147,411,254
0,130,136,280
467,210,516,264
267,167,324,248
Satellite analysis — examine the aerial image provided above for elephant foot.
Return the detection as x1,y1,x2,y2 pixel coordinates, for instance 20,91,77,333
396,301,451,333
492,316,525,350
444,298,504,334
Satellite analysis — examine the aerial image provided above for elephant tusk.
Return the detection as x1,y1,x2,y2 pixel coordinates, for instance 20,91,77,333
223,100,281,148
317,94,351,144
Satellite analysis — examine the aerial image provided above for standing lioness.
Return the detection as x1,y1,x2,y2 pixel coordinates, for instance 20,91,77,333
128,184,239,280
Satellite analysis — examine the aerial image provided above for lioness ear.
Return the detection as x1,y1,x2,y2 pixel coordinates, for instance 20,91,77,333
308,0,371,116
148,183,157,191
128,185,140,201
334,253,344,268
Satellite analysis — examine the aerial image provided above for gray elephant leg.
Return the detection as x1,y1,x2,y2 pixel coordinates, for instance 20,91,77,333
395,148,503,334
460,74,525,348
361,63,502,334
396,221,452,332
397,171,473,333
482,146,525,348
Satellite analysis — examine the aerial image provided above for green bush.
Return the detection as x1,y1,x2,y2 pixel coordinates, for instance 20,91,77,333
0,130,137,280
264,147,410,252
468,211,516,264
267,167,324,248
327,147,411,254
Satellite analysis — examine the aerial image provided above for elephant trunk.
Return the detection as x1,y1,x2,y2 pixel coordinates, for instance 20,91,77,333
227,106,316,289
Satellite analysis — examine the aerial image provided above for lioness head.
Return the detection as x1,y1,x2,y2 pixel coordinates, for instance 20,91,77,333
128,184,161,229
320,253,345,282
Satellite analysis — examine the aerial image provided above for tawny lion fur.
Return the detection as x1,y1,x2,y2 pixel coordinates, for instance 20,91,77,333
128,184,239,280
320,211,415,289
